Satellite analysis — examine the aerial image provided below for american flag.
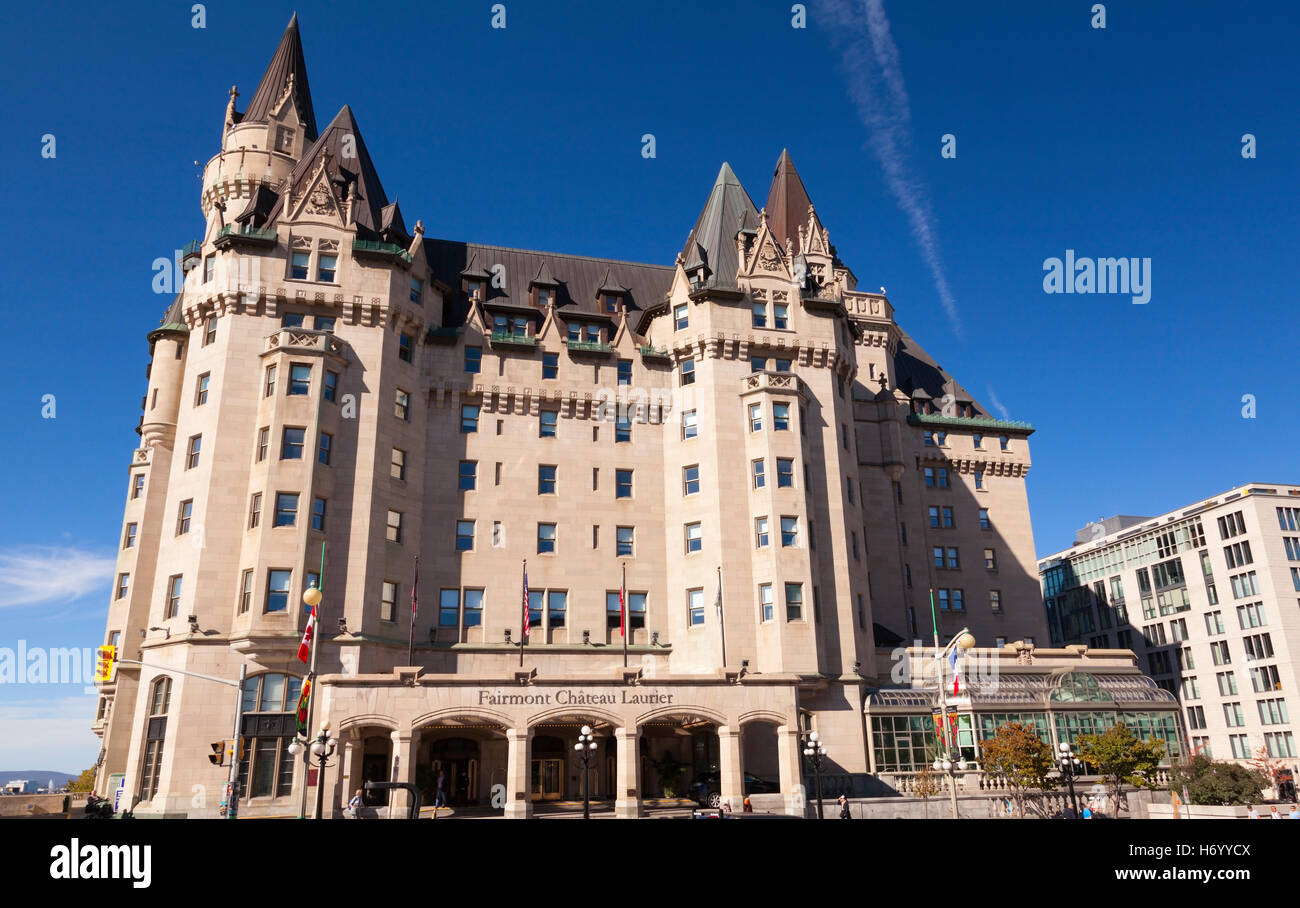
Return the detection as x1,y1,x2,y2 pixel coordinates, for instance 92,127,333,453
522,563,530,638
619,577,626,638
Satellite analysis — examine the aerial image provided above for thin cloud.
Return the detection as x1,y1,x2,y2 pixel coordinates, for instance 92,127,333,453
986,386,1011,421
816,0,962,336
0,547,115,609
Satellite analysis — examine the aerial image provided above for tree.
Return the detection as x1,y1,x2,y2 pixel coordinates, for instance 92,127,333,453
1075,723,1165,815
1169,755,1268,806
1245,746,1286,794
912,763,942,819
979,722,1057,818
67,768,96,793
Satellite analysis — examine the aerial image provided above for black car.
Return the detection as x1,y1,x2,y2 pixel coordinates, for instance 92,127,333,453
689,772,780,808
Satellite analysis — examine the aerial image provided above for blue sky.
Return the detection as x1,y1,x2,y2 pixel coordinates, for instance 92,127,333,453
0,0,1296,771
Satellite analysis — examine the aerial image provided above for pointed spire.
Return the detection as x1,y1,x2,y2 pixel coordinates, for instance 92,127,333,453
530,259,558,287
243,13,318,140
679,162,759,292
765,149,817,254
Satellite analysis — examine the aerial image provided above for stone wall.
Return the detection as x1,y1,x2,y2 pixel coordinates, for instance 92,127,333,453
0,793,88,818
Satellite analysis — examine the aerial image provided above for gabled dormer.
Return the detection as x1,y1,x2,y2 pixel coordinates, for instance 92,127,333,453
530,260,558,308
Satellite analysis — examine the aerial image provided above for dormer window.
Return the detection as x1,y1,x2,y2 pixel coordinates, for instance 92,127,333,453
567,322,601,343
535,286,554,307
602,293,619,314
410,277,423,305
493,314,527,337
275,126,295,153
466,279,485,300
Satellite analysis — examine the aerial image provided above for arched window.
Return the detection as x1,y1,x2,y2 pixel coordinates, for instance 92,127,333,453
139,676,172,800
1050,672,1115,703
237,673,303,799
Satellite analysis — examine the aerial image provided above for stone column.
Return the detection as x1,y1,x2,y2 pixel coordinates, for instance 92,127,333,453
336,730,358,815
388,728,419,819
777,724,804,817
505,727,533,819
718,725,744,811
614,727,642,818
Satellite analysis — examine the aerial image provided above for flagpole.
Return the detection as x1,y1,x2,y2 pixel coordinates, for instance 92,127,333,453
297,541,325,820
716,565,726,668
520,559,527,668
621,561,628,668
407,555,419,666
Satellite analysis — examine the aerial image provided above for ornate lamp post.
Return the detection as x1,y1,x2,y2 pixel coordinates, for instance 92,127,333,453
574,725,598,819
803,731,829,819
290,721,337,819
933,629,976,820
1057,742,1082,818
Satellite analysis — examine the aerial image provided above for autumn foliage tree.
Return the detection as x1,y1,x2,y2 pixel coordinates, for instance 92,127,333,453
67,768,96,793
1075,723,1165,815
979,722,1057,818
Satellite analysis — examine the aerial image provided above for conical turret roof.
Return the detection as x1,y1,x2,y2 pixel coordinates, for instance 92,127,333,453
678,162,758,292
765,149,815,254
242,13,318,140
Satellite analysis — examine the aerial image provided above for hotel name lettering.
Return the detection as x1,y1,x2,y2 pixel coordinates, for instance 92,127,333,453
478,688,674,706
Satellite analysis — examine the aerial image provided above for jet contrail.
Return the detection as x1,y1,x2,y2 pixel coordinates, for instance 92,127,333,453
986,386,1012,421
816,0,962,337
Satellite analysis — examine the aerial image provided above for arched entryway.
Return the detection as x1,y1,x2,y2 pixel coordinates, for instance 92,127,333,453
638,712,721,803
528,711,618,803
415,714,509,808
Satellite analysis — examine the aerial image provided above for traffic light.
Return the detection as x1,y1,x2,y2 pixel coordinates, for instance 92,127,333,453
208,741,226,766
95,646,116,683
237,736,247,761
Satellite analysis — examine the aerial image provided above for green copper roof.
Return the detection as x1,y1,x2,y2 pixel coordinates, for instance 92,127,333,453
147,294,189,341
907,413,1034,433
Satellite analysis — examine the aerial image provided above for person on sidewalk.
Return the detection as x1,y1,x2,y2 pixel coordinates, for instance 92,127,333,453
838,794,852,819
346,789,364,819
434,770,448,810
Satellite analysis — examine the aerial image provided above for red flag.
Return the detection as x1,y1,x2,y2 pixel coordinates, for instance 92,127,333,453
619,580,626,638
411,557,420,619
297,604,316,663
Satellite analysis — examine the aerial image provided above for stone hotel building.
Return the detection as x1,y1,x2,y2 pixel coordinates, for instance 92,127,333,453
92,17,1179,817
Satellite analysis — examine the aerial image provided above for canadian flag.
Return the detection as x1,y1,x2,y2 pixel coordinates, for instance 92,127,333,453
948,647,961,695
297,604,316,663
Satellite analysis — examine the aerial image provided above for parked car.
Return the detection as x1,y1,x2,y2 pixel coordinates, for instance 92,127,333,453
690,772,780,808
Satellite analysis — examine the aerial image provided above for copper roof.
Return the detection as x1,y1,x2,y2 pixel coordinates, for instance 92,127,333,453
240,13,317,141
678,162,759,292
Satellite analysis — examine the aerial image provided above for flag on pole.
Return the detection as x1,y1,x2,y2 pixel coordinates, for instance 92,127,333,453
295,678,312,737
618,574,626,638
411,556,420,619
715,572,723,617
948,647,961,695
522,563,530,638
297,604,316,663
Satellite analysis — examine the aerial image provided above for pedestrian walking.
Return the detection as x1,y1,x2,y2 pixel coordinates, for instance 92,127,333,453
346,789,364,819
434,769,448,809
838,794,851,819
1290,804,1299,819
1269,806,1280,819
1247,805,1260,819
742,796,753,813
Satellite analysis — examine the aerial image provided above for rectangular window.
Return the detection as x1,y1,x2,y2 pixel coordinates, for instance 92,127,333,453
616,526,634,557
616,414,632,443
999,435,1010,451
537,523,556,554
539,464,557,495
984,548,997,570
774,304,788,329
688,589,704,626
752,459,766,489
947,547,960,569
773,403,790,431
289,364,311,396
750,357,768,373
1237,602,1266,629
680,358,694,386
1217,672,1238,696
463,589,483,627
310,497,326,532
398,333,414,363
682,409,698,440
1278,507,1300,532
453,460,475,491
381,582,397,623
781,516,798,547
274,493,298,527
785,583,803,621
547,591,567,628
123,523,137,548
760,584,774,622
186,435,201,469
389,388,408,421
249,493,262,529
264,365,278,400
979,509,990,530
239,569,254,614
528,591,543,629
617,359,632,386
464,347,482,374
990,590,1002,612
164,574,183,618
685,522,702,554
439,588,459,627
195,373,210,406
321,371,337,404
749,403,763,433
974,471,984,490
616,469,633,499
755,517,769,548
752,301,767,328
386,510,403,544
176,499,193,535
1211,641,1231,665
204,254,215,283
776,458,794,488
929,506,940,528
682,465,700,496
674,304,688,330
290,253,310,281
539,410,558,438
456,520,474,552
318,432,332,466
775,359,791,373
116,573,129,600
281,426,305,460
131,474,145,499
317,254,337,283
1223,702,1246,727
282,313,305,328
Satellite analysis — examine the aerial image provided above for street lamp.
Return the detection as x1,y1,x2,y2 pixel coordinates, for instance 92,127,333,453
802,731,829,819
289,721,336,819
932,628,976,820
574,725,598,820
1057,742,1082,819
291,581,325,820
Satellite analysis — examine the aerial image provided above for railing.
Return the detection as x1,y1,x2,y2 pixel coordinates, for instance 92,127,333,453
352,239,412,264
566,339,613,354
181,240,201,261
216,224,278,242
637,345,670,358
489,331,536,347
266,329,345,355
907,413,1035,432
741,370,800,394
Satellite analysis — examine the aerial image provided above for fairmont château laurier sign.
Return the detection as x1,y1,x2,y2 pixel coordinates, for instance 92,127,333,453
477,688,676,706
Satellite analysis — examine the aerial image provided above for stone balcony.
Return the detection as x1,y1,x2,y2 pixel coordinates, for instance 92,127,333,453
740,369,805,398
265,328,346,356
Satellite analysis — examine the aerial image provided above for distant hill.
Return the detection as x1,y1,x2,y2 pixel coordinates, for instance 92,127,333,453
0,771,78,789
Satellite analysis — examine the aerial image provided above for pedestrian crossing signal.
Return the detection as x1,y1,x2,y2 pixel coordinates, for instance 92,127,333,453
95,646,115,683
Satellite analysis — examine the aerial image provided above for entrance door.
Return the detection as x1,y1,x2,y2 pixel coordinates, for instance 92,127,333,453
531,759,564,800
361,754,389,806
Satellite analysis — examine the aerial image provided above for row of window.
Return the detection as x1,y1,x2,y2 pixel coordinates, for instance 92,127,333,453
927,505,993,530
923,430,1013,452
930,546,999,571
